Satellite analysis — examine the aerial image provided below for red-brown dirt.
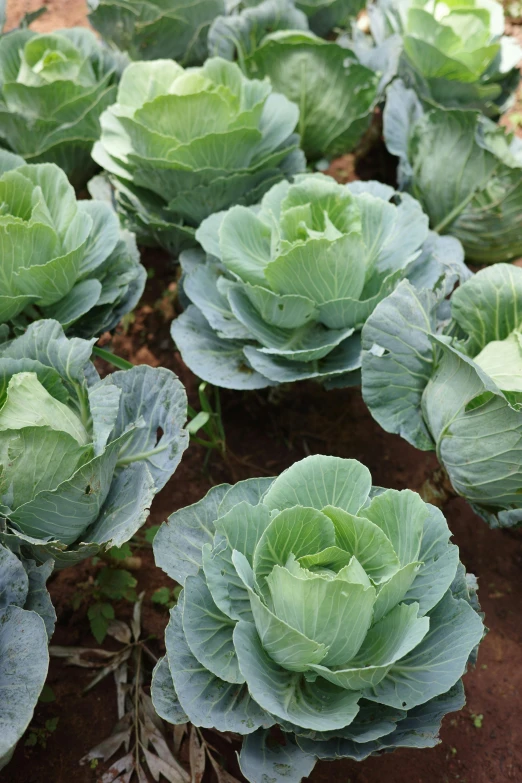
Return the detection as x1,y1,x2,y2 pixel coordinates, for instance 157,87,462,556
3,2,522,783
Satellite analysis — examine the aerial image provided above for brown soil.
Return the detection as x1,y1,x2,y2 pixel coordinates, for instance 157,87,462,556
5,0,89,31
4,2,522,783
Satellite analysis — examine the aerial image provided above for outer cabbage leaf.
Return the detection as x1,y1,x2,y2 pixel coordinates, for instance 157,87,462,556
88,0,225,65
0,544,54,771
208,0,309,61
232,0,364,36
241,32,379,161
296,0,365,35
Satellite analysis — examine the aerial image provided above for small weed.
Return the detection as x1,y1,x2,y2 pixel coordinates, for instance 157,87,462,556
471,713,483,729
38,684,56,703
144,525,160,544
187,382,226,468
72,554,138,644
25,718,59,749
151,585,182,609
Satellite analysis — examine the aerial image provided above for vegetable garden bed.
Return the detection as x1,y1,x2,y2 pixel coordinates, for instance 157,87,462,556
5,207,521,783
2,0,522,782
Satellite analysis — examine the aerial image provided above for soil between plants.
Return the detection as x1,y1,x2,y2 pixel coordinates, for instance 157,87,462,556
4,1,522,782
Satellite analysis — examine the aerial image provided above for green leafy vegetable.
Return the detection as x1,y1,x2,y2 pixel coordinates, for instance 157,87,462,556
0,319,189,566
87,0,225,64
236,30,379,161
362,263,522,528
219,0,364,39
171,173,469,389
0,543,55,770
355,0,521,115
383,80,522,263
0,150,145,337
151,455,484,783
208,0,310,62
0,27,124,188
295,0,365,35
92,56,305,254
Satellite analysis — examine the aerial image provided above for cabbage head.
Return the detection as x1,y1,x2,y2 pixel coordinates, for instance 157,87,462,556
87,0,225,64
92,57,305,254
0,27,123,188
208,0,310,63
218,28,380,161
0,543,55,770
362,263,522,528
359,0,521,114
171,173,469,389
151,454,484,783
220,0,364,38
0,320,189,567
383,80,522,264
0,150,145,337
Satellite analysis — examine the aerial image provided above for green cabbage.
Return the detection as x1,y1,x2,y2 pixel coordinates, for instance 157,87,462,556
0,544,55,770
0,27,123,188
208,0,310,62
0,150,145,337
0,320,189,566
362,263,522,528
228,0,364,36
357,0,521,114
87,0,225,64
92,57,305,254
151,454,484,783
171,173,468,389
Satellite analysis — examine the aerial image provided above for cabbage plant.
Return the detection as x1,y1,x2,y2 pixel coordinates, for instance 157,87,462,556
356,0,521,114
0,319,189,567
362,263,522,528
208,0,310,62
218,29,379,161
0,27,123,188
295,0,364,35
92,57,305,254
219,0,364,38
171,173,469,389
151,454,484,783
87,0,225,64
383,80,522,264
0,543,55,770
0,150,145,337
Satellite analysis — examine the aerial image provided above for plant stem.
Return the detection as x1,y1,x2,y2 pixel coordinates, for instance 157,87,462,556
92,346,134,371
